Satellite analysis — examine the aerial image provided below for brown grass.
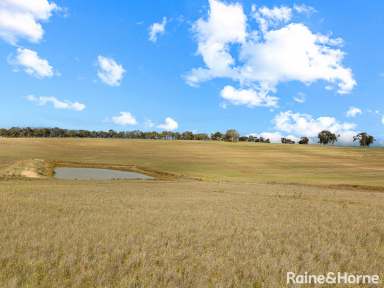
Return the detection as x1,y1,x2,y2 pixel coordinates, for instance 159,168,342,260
1,180,384,287
0,159,53,179
0,139,384,287
0,138,384,187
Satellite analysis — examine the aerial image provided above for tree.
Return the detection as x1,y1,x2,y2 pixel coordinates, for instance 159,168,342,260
194,133,209,141
281,138,295,144
353,132,375,147
257,137,270,143
298,137,309,145
211,132,223,141
224,129,240,142
248,135,258,142
181,131,194,140
318,130,338,145
239,136,249,142
161,131,175,140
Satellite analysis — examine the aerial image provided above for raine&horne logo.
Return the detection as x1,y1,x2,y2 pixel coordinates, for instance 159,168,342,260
287,272,381,285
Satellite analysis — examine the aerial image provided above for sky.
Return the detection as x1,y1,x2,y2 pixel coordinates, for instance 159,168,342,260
0,0,383,144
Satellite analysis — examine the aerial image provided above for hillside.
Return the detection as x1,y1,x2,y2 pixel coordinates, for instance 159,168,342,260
0,138,383,188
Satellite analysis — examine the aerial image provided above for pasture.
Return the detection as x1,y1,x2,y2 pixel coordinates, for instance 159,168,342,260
1,138,384,186
0,138,383,287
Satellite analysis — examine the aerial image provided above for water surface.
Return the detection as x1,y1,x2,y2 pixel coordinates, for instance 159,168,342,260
54,167,153,180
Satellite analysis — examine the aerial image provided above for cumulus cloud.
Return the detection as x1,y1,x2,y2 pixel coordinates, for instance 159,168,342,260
111,112,137,126
149,17,167,42
97,56,125,86
220,85,278,107
26,95,85,111
0,0,58,44
186,0,356,107
185,0,247,86
346,106,362,118
157,117,178,131
273,110,356,143
252,5,292,33
10,48,54,78
239,23,355,94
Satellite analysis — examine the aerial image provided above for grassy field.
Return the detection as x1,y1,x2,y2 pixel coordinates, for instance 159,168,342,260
1,138,384,186
0,138,384,287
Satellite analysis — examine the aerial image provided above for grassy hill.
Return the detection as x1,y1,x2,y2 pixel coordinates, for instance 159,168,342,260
1,138,384,287
0,138,383,187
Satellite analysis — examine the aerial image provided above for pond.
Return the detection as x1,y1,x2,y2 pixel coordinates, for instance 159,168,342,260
54,167,154,180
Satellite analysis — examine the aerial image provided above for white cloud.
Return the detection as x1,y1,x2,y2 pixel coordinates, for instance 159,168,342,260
337,130,358,145
239,23,355,94
157,117,178,131
253,5,292,33
293,92,306,104
10,48,54,78
111,112,137,126
248,131,299,143
26,95,85,111
274,110,356,143
220,85,278,108
185,0,247,86
382,116,384,125
97,56,125,87
149,17,167,42
186,0,355,107
0,0,58,44
346,106,362,118
252,131,282,143
258,6,292,22
259,132,283,143
293,4,316,15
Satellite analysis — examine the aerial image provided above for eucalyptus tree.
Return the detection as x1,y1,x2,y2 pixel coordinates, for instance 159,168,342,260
353,132,375,147
224,129,240,142
318,130,338,145
298,137,309,144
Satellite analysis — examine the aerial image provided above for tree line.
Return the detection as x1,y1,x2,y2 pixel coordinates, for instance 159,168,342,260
282,131,375,147
0,127,259,142
0,127,376,146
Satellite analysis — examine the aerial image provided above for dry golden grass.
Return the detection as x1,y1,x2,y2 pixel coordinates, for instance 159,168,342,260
0,139,384,287
0,159,53,179
1,138,384,187
1,180,384,287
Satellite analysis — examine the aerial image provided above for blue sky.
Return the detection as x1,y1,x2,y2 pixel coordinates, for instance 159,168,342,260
0,0,383,143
